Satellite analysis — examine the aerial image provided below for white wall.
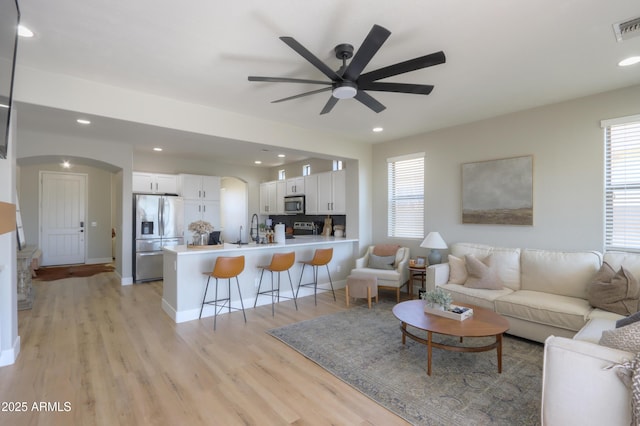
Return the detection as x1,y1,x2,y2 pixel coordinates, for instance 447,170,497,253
0,109,19,366
372,84,640,255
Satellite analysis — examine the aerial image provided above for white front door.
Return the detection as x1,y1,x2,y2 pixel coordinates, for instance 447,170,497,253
41,172,87,266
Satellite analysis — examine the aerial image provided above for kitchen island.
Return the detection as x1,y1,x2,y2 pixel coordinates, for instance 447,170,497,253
162,236,359,323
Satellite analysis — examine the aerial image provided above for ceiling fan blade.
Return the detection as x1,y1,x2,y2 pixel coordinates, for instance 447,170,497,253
342,24,391,81
320,96,339,115
354,91,386,113
271,87,332,104
358,51,446,83
280,36,342,81
249,76,332,85
358,82,434,95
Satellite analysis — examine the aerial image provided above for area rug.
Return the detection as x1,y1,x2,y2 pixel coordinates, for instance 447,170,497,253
268,301,542,426
34,263,115,281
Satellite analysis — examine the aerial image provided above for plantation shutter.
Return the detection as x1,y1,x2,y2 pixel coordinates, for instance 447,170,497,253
387,153,424,238
603,115,640,251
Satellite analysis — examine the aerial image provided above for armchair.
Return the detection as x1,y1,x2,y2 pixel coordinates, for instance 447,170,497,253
349,245,410,302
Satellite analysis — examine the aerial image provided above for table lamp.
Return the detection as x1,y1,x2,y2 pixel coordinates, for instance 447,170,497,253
420,232,448,265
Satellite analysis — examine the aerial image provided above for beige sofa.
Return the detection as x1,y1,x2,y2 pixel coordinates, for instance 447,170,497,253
349,245,410,302
426,243,639,425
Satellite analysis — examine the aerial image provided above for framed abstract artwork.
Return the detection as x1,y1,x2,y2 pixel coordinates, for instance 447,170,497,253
462,155,533,225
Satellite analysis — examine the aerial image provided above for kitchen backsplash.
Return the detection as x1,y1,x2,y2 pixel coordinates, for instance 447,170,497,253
268,214,346,234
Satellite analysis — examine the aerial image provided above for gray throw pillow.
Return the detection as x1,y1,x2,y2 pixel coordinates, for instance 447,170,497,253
464,254,502,290
368,254,395,270
617,310,640,328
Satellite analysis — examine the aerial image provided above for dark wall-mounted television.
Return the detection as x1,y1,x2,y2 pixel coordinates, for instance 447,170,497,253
0,0,20,159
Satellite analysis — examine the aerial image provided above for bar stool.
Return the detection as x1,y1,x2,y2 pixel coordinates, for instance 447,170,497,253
253,252,297,316
200,255,247,330
296,248,335,305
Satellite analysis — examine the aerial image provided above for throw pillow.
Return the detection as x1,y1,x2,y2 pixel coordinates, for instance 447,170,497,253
599,321,640,352
464,254,502,290
448,255,467,284
617,310,640,328
368,254,396,270
588,262,640,316
372,244,400,257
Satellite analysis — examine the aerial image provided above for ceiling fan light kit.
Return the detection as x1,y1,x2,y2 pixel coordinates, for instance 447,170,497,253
248,24,445,114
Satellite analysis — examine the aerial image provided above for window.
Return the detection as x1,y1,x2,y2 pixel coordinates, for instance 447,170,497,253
333,160,343,171
603,114,640,251
302,164,311,176
387,153,425,238
278,169,286,180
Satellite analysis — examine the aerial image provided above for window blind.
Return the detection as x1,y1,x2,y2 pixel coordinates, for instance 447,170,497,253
387,153,424,238
605,119,640,251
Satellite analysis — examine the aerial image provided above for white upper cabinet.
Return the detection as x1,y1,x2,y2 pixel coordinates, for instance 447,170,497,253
132,172,178,194
316,170,345,215
179,174,220,200
285,177,305,196
304,174,318,215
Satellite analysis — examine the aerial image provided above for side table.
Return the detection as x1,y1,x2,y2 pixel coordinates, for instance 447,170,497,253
408,266,426,299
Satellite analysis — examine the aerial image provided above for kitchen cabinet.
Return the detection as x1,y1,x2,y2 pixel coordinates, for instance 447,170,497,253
285,177,305,196
132,172,178,194
304,174,319,214
179,174,220,200
316,170,346,214
184,199,220,238
260,180,285,214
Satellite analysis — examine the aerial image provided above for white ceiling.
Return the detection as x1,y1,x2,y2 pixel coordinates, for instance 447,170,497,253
12,0,640,165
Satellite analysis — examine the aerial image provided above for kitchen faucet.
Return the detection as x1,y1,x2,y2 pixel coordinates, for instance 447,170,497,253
238,225,243,246
250,213,259,243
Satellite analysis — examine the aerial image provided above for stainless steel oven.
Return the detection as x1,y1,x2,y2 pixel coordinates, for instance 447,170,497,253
284,195,304,214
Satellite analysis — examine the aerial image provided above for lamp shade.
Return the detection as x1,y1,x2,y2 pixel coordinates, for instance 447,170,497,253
420,232,447,249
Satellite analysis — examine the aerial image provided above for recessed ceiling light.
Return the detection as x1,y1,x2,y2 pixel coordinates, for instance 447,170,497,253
254,160,262,164
61,161,71,169
618,56,640,67
278,154,286,158
153,147,163,152
76,119,91,125
372,127,384,132
18,25,34,38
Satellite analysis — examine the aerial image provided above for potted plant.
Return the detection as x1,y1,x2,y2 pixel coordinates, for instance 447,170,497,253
421,287,453,311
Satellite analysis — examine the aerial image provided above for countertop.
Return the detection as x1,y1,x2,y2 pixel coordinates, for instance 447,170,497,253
164,235,358,255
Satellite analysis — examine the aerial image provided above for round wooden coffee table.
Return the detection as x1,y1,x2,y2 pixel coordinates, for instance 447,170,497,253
392,299,509,376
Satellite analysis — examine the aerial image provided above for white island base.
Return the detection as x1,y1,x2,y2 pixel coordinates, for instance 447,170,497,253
162,236,358,323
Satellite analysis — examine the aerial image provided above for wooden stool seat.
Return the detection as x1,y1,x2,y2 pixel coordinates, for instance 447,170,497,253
345,275,378,309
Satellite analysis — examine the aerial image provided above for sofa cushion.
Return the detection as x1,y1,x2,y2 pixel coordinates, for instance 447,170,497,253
447,254,468,284
450,243,521,290
368,254,396,270
495,290,592,332
440,283,512,310
587,262,640,316
464,254,502,289
600,321,640,352
573,318,618,344
520,249,602,299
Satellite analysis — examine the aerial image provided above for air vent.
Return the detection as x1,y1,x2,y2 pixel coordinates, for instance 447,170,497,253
613,17,640,42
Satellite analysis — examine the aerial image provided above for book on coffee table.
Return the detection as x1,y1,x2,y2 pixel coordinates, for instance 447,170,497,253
424,304,474,321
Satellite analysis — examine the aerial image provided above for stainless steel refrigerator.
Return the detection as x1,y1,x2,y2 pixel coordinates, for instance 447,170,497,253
133,194,184,282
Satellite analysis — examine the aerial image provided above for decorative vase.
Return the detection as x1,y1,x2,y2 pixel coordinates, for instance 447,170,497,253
193,232,208,245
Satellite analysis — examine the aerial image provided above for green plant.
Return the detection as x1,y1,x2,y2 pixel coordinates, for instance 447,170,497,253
421,287,453,311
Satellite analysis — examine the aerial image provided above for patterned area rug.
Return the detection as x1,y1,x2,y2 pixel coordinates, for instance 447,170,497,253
268,301,543,426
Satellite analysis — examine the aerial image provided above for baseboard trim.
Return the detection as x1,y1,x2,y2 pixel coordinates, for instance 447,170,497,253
0,335,20,367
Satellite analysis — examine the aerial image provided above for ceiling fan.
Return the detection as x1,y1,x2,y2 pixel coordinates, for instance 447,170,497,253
248,24,446,115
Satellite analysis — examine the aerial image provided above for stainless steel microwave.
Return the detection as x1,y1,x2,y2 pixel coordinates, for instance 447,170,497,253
284,195,304,214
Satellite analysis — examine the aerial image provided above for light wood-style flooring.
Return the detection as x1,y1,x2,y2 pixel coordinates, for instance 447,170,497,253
0,272,411,425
